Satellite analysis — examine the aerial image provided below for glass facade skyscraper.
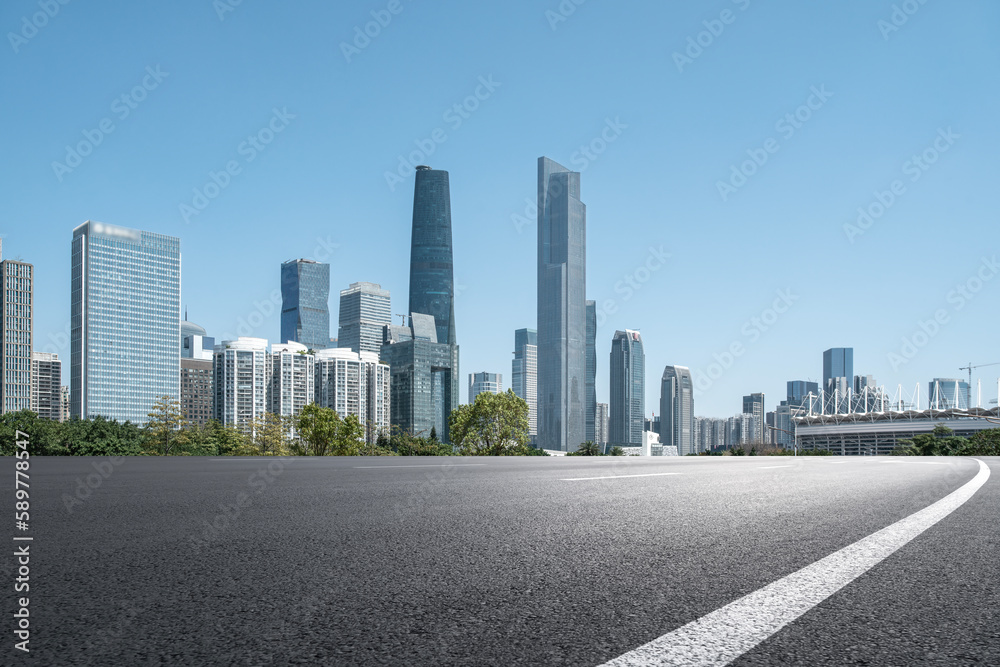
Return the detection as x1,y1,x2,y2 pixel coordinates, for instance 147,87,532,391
787,380,820,413
609,330,644,446
585,299,596,443
537,157,586,452
70,221,180,425
281,259,330,351
661,365,694,455
0,246,33,415
338,282,391,354
512,328,538,439
823,347,853,414
928,378,970,410
469,371,502,402
409,166,456,347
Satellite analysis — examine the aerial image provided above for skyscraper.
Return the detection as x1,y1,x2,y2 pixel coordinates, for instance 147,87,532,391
314,347,390,444
280,259,330,351
213,337,269,428
409,165,456,347
180,317,213,427
742,392,765,443
928,378,970,410
0,244,32,415
585,299,597,443
609,330,644,446
71,221,180,424
823,347,853,414
787,380,820,415
595,402,609,446
469,372,502,402
338,282,391,354
660,366,694,455
537,157,586,452
512,328,538,439
30,352,60,421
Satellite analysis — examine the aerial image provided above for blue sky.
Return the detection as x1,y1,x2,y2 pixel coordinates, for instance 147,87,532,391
2,0,998,417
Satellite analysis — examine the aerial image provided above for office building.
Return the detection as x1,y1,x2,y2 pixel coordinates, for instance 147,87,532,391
269,342,315,419
1,245,32,415
30,352,60,421
595,402,609,446
585,300,596,443
773,401,794,448
469,372,502,402
409,166,457,347
280,259,330,351
180,358,213,426
512,328,538,438
213,337,269,428
60,385,70,422
928,378,970,410
181,317,215,361
537,157,587,452
787,380,820,415
823,347,853,414
315,347,390,444
742,392,765,443
660,365,694,455
338,282,391,354
609,330,644,447
71,222,180,425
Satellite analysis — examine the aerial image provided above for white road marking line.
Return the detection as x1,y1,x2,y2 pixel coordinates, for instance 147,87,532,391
756,465,792,469
600,459,990,667
561,472,682,481
353,464,487,469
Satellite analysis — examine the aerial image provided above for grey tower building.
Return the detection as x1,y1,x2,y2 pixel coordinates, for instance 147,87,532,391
742,392,765,443
609,330,644,446
512,328,538,439
409,166,456,347
0,244,33,415
823,347,853,414
338,282,391,354
537,157,587,451
660,366,694,455
281,259,330,351
788,380,820,415
585,300,597,443
71,222,180,424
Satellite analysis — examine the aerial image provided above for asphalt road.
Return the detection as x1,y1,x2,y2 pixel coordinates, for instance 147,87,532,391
6,455,997,666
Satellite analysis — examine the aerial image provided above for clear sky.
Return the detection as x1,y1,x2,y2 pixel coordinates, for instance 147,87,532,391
2,0,998,417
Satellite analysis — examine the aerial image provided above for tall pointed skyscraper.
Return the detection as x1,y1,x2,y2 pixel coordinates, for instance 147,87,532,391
536,157,586,452
409,165,456,346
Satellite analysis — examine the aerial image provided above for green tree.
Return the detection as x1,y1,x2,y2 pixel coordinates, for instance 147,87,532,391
144,395,184,455
247,412,291,456
0,410,61,455
608,446,625,456
574,440,602,456
449,389,530,456
892,424,968,456
959,428,1000,456
59,416,146,456
294,404,341,456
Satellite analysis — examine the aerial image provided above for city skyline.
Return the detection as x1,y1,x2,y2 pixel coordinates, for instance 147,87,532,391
4,3,999,418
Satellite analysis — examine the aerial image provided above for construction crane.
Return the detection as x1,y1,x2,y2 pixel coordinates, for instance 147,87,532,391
959,361,1000,387
395,314,407,326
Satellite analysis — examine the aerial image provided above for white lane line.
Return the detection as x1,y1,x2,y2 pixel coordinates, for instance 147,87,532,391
757,465,792,469
600,459,990,667
562,472,682,481
353,464,487,469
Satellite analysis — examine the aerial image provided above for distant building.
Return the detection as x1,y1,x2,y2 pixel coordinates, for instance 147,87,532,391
0,245,32,415
660,366,694,455
180,358,213,427
280,259,330,351
469,372,502,402
928,378,970,410
314,347,390,444
787,380,820,416
742,392,765,443
71,222,180,425
609,330,645,446
512,328,538,438
726,413,759,448
585,300,597,443
181,318,215,361
338,282,391,354
30,352,60,421
213,337,269,428
823,347,853,414
595,402,609,446
694,417,726,452
537,157,586,452
60,386,70,423
269,342,315,419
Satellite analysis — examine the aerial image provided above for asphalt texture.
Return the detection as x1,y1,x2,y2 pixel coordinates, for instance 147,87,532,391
5,455,997,666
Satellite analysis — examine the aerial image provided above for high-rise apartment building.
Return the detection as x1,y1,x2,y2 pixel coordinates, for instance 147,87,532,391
280,259,330,351
213,337,269,428
585,300,597,443
269,342,315,419
536,157,586,452
338,282,391,354
609,330,644,446
595,402,609,446
30,352,61,421
512,328,538,439
742,392,765,443
469,372,502,402
0,245,32,415
823,347,853,414
180,358,213,427
71,222,180,425
660,366,694,455
314,347,390,444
